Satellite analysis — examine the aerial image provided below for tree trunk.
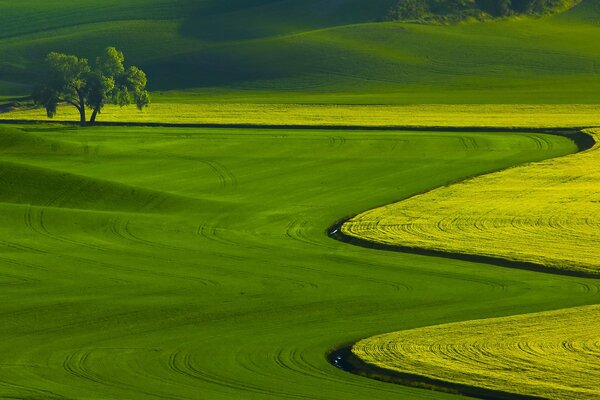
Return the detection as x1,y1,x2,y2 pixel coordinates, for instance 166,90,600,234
79,106,86,126
89,108,99,125
77,90,87,126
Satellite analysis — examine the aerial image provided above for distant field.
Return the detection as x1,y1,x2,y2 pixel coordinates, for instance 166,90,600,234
354,305,600,400
1,0,600,103
0,124,595,400
343,129,600,274
4,103,600,127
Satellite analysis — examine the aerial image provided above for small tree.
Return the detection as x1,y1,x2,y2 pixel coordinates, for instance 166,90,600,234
32,47,149,126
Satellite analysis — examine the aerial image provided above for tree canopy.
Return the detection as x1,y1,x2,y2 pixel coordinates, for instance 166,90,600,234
32,47,149,126
388,0,579,21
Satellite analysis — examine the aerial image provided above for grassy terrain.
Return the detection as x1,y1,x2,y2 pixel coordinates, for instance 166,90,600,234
0,0,395,39
1,0,600,103
343,130,600,274
3,1,600,398
0,124,595,399
4,103,600,127
353,304,600,400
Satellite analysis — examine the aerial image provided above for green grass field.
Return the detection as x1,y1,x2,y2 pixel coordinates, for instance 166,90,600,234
0,124,596,399
343,129,600,275
1,0,600,103
2,1,600,398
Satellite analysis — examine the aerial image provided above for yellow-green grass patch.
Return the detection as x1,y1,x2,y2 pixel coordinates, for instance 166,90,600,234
353,304,600,400
4,103,600,127
343,130,600,274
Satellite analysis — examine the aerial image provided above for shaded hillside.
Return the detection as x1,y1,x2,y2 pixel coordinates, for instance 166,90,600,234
180,0,397,40
0,0,396,40
0,0,599,103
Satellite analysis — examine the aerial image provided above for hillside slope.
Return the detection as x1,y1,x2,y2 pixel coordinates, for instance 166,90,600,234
0,0,599,103
0,124,593,400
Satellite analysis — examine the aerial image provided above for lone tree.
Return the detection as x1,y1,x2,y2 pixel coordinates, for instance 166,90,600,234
32,47,150,126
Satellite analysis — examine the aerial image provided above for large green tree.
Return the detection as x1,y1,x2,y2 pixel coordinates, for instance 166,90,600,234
32,47,149,126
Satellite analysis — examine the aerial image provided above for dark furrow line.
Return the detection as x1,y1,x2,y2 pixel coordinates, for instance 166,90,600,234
327,129,597,278
325,128,597,399
328,217,600,279
0,119,595,138
327,346,549,400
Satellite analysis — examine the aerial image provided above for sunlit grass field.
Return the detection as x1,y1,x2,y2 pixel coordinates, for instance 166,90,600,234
354,305,600,400
3,0,600,398
0,124,596,399
4,103,600,128
343,130,600,274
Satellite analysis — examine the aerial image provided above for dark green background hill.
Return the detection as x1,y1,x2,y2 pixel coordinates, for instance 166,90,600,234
388,0,579,21
0,0,599,103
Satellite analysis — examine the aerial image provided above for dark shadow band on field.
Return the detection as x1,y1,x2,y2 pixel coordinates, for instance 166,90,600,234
327,128,598,280
326,129,596,400
0,119,595,138
328,217,599,279
327,346,548,400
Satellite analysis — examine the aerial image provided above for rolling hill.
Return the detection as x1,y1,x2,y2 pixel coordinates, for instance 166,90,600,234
0,0,600,103
2,1,600,399
0,123,594,400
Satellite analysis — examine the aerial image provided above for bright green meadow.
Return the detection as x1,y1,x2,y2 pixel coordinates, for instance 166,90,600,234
2,0,600,399
0,124,596,399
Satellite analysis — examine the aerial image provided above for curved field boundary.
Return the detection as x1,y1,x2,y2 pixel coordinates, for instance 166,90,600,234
350,305,600,400
328,346,546,400
328,217,600,279
0,119,595,135
327,128,599,399
341,127,600,274
328,128,596,277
